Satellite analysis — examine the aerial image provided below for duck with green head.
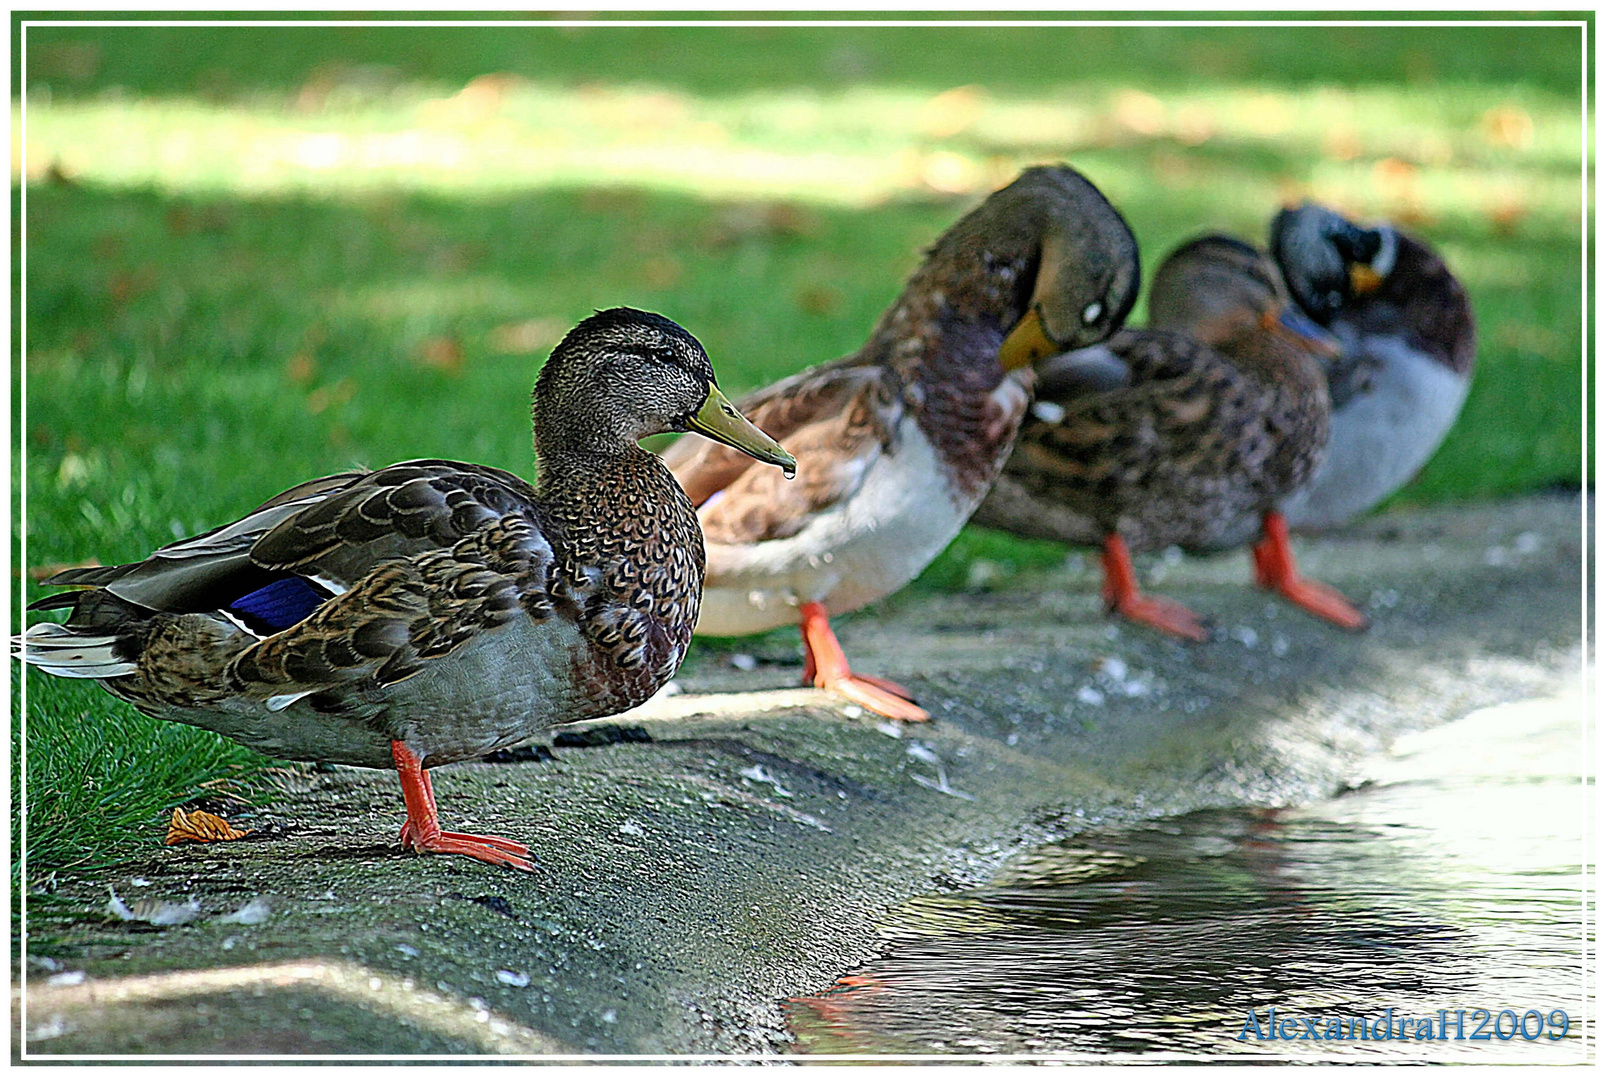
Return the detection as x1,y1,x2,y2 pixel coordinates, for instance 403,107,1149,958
18,308,795,871
1265,201,1476,534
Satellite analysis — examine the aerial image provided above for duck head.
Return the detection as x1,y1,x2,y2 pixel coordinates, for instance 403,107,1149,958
989,165,1142,371
534,307,796,474
1149,235,1341,360
1270,202,1397,322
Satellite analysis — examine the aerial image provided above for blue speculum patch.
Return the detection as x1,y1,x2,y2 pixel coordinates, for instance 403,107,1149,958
230,577,328,631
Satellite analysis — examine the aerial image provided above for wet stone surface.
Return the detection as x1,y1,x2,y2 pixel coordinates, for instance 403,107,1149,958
16,494,1585,1058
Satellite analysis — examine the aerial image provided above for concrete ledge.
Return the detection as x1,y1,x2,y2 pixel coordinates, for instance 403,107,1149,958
16,493,1585,1058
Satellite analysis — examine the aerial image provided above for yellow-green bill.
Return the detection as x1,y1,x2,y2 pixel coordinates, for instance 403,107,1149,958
688,384,797,477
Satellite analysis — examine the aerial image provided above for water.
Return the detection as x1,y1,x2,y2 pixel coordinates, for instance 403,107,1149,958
787,683,1591,1061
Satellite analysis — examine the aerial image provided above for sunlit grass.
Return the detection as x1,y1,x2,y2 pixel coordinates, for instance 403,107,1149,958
18,78,1586,224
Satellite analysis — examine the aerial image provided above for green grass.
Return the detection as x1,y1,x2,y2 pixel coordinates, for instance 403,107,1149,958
14,19,1588,872
13,678,277,880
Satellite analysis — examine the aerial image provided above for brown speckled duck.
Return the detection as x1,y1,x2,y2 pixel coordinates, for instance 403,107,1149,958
974,235,1368,641
661,165,1139,720
18,308,795,871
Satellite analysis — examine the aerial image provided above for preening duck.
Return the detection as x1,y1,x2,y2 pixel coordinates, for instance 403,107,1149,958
1267,201,1476,532
661,164,1140,720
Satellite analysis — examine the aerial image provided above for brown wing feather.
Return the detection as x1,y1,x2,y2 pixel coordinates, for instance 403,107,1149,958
38,460,545,620
222,513,550,716
251,460,540,589
697,405,890,545
1006,330,1295,539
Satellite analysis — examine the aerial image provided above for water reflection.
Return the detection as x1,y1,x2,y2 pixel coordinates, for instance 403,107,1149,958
787,686,1589,1061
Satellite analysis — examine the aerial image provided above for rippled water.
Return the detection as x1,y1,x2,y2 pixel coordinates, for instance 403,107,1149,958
787,684,1591,1061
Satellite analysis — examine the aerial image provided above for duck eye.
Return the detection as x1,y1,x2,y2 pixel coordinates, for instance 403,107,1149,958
1082,301,1103,324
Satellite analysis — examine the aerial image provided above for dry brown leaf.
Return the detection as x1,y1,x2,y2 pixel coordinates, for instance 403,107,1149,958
1372,157,1419,199
641,255,683,289
1482,105,1534,150
919,85,987,138
284,352,317,386
107,265,158,305
306,377,359,413
1486,194,1529,236
699,203,822,250
795,284,844,316
416,336,464,375
166,807,253,845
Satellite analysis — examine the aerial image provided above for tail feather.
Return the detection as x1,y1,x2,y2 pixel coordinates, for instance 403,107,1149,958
26,563,142,613
37,563,130,589
14,622,138,679
26,592,83,612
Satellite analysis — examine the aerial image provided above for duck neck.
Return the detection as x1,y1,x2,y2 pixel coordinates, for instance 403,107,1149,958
534,438,667,504
535,440,700,569
870,212,1043,385
857,247,1037,505
532,394,644,460
838,204,1050,507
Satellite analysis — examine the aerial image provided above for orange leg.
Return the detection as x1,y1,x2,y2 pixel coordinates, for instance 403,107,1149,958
393,742,535,871
397,769,524,853
799,601,930,722
1250,512,1369,631
1101,534,1209,642
397,767,436,843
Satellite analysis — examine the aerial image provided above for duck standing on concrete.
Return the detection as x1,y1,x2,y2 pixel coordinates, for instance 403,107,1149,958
973,236,1368,641
1268,201,1476,531
661,165,1140,720
18,308,796,871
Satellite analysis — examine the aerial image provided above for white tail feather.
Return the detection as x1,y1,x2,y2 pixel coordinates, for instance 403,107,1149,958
14,623,138,678
34,662,141,678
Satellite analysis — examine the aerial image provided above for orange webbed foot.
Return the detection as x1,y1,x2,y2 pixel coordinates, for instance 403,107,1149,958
1109,590,1211,643
799,602,931,722
406,831,535,872
399,819,531,859
1259,572,1370,631
820,672,931,723
1101,534,1210,643
1251,512,1369,632
392,742,536,872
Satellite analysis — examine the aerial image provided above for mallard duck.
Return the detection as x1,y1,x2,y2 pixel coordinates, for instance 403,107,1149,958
973,235,1368,641
660,165,1140,720
1268,201,1476,531
18,308,795,871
